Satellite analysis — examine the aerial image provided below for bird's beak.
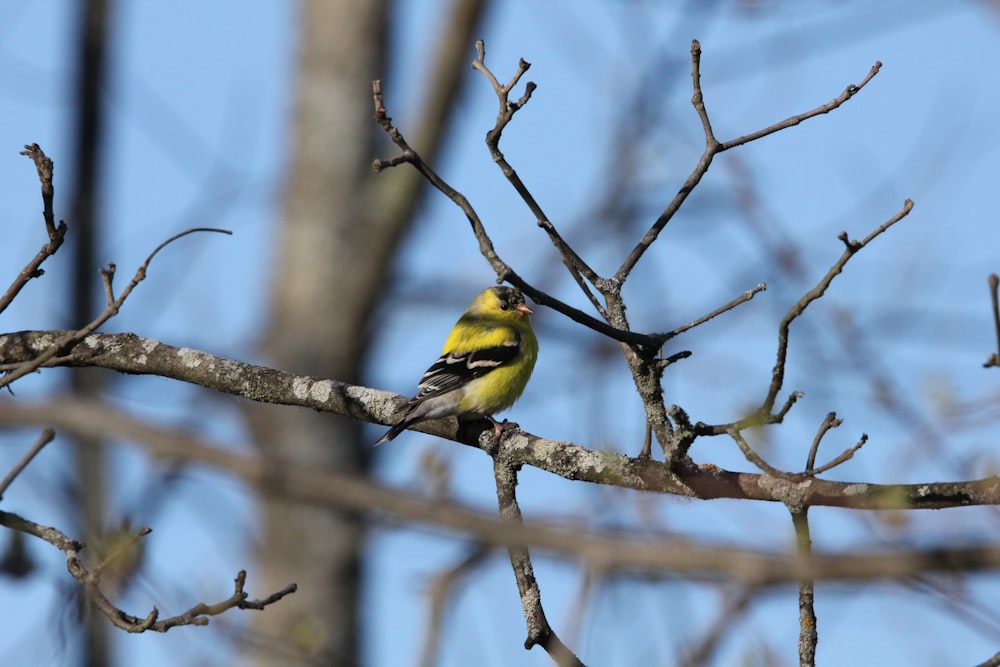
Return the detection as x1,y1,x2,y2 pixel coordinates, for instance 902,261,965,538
516,303,533,317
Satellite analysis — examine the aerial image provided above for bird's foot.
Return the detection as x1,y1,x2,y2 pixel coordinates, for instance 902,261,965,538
489,417,520,441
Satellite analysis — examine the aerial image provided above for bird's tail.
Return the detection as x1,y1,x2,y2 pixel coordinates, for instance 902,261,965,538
373,419,409,447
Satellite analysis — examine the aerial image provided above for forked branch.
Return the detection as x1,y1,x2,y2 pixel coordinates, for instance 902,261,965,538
761,200,914,413
0,145,68,315
0,509,295,632
0,227,231,391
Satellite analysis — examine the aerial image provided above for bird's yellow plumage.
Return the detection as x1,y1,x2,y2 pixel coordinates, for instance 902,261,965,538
374,286,538,445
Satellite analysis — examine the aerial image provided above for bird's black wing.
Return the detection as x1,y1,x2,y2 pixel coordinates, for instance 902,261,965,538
411,331,522,403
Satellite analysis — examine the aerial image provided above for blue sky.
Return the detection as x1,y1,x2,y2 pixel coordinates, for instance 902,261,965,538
2,2,1000,666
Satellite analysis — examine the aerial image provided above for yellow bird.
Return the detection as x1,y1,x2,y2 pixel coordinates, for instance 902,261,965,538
374,286,538,445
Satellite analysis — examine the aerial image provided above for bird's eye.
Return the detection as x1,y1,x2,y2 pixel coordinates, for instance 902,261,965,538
499,302,509,310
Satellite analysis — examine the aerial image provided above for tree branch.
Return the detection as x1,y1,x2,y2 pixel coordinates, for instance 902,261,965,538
0,228,231,390
0,510,295,632
471,40,603,293
0,145,68,315
792,509,817,667
761,200,913,413
615,43,882,287
985,273,1000,368
1,341,997,511
1,397,999,584
0,428,55,500
493,454,585,665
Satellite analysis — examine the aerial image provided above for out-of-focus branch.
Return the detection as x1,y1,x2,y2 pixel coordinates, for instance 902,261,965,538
1,398,1000,583
985,273,1000,368
0,510,295,632
418,546,488,667
0,428,55,500
679,587,754,667
0,357,998,511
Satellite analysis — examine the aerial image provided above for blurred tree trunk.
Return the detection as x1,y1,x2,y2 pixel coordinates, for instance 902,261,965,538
247,1,488,664
246,2,388,664
68,0,114,665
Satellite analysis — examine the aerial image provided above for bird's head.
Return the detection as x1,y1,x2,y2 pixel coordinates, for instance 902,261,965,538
472,286,533,320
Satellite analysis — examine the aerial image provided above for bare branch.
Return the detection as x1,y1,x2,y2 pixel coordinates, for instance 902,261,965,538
809,433,869,477
688,39,717,145
728,428,785,477
615,39,721,284
974,651,1000,667
667,283,767,340
493,455,585,666
0,145,68,315
0,509,294,632
615,46,882,287
792,509,817,667
19,143,59,237
372,79,660,349
761,200,913,413
471,40,603,293
805,412,842,472
719,61,882,151
985,273,1000,368
1,350,998,511
0,228,231,390
0,428,55,500
694,390,805,439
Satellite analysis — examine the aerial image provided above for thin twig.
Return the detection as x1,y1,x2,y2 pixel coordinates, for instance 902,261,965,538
639,422,654,460
667,283,767,339
984,273,1000,368
805,412,842,472
615,39,720,284
0,228,231,390
471,40,603,293
615,46,882,288
809,433,869,477
720,61,882,151
693,390,803,436
0,145,68,315
372,79,658,349
0,509,294,632
728,429,784,476
0,428,56,500
761,200,913,413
